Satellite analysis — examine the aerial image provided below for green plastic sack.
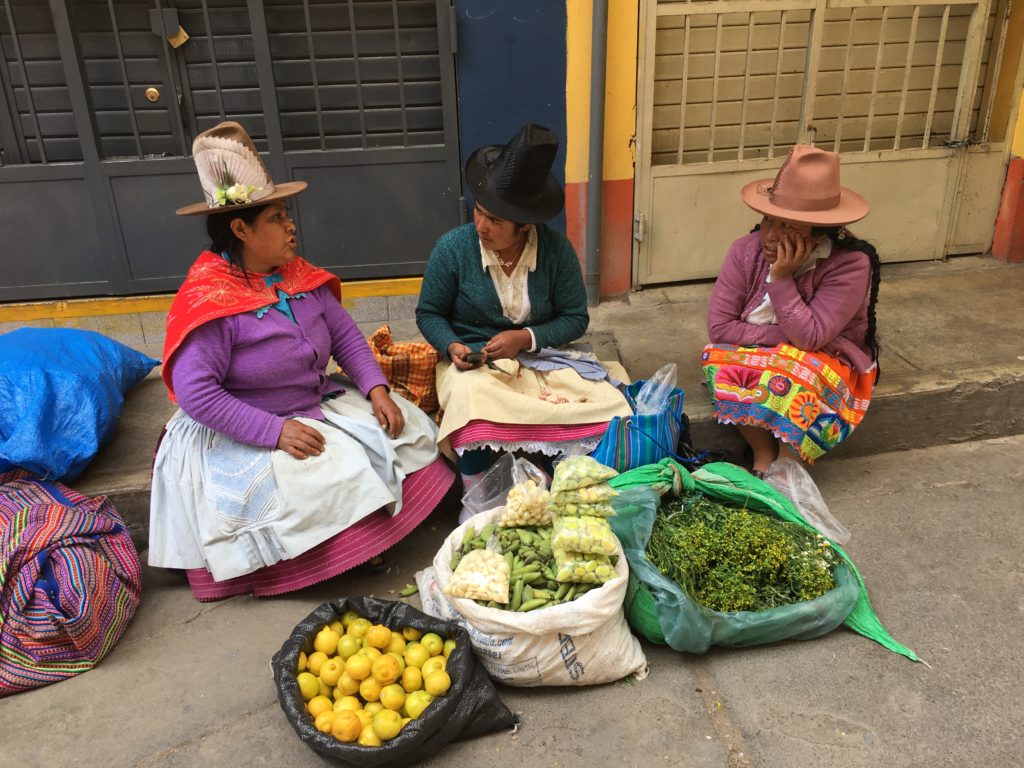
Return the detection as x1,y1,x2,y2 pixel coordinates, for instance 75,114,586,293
609,460,918,661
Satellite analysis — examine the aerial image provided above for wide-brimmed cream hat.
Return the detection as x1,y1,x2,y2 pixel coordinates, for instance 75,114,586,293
176,121,307,216
740,144,869,227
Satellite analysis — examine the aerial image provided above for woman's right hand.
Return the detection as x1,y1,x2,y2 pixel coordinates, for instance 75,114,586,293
447,342,482,370
769,232,815,280
276,419,326,459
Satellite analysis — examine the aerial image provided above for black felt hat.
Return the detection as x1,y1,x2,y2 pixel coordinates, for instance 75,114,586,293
464,123,565,224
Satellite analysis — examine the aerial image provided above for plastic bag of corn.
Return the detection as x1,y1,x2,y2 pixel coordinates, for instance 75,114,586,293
549,485,618,506
549,456,618,494
553,546,617,584
552,515,618,557
499,479,552,527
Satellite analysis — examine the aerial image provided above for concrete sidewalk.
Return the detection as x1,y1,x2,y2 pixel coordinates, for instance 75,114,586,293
3,435,1022,768
52,254,1024,550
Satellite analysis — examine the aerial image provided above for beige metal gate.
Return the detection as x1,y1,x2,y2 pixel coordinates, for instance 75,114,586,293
634,0,1024,284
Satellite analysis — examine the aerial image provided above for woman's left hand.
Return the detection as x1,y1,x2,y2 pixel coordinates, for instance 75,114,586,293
482,329,532,360
369,385,405,439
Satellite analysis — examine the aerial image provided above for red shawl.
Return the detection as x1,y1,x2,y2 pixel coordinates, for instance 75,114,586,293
161,251,341,401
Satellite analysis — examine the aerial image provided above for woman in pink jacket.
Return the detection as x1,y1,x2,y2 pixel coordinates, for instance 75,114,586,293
702,145,880,475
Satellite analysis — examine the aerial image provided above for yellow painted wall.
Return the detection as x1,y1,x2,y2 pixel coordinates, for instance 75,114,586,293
565,0,639,185
1014,88,1024,157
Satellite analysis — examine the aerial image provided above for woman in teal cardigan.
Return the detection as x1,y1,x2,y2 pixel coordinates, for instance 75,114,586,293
416,124,631,519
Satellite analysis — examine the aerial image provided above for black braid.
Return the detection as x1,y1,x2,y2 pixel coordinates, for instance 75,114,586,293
819,228,882,383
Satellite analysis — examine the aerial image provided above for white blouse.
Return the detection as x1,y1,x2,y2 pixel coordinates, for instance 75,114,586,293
479,225,539,350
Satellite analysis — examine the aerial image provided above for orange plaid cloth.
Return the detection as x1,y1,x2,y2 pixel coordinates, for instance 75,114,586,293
341,325,439,413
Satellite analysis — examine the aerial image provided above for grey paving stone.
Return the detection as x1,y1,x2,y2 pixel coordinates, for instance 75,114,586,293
342,296,388,322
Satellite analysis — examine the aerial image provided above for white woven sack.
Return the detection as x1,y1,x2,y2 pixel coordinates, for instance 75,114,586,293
415,506,647,687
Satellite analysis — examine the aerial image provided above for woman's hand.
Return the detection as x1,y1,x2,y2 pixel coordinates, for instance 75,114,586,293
369,385,405,439
482,329,532,360
769,232,815,280
276,419,325,460
447,342,481,370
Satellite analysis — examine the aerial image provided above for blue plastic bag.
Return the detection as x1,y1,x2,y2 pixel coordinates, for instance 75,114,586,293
0,328,159,481
589,380,686,472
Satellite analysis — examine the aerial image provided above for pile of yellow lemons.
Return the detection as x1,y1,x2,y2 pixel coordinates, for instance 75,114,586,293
294,609,455,746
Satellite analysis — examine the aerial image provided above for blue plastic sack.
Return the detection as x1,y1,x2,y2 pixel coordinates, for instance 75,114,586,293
0,328,159,481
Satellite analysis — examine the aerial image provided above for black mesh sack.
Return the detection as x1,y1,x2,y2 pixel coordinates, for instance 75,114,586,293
272,596,516,767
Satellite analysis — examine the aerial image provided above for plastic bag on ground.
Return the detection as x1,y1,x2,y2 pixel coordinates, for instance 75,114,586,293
272,596,515,768
416,506,647,687
763,455,851,544
633,362,677,416
460,452,516,523
606,483,856,651
609,485,859,652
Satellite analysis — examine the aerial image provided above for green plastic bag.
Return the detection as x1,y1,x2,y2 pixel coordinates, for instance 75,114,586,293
609,460,918,660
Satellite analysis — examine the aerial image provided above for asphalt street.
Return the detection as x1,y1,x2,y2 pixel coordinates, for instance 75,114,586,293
3,434,1022,768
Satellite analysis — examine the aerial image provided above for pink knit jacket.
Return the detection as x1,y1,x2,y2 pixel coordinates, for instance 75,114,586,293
706,232,875,373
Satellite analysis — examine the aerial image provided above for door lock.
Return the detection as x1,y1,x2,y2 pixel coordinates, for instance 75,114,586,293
145,87,161,102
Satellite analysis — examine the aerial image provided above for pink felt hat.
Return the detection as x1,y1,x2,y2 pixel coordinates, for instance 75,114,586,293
740,144,869,227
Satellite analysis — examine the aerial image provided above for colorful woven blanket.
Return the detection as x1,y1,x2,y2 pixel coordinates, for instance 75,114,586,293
0,469,142,696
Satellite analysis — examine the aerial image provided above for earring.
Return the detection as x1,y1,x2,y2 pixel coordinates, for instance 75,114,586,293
836,227,847,241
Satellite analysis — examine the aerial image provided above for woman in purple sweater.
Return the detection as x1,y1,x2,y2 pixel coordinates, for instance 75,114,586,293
702,145,881,475
149,122,452,600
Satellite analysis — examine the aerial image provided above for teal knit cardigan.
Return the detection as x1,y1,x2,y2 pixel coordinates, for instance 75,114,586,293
415,223,589,359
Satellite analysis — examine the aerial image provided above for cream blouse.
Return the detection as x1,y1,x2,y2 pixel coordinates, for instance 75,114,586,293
479,225,539,351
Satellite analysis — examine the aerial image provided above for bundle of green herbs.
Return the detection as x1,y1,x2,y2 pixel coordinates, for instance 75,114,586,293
647,493,839,612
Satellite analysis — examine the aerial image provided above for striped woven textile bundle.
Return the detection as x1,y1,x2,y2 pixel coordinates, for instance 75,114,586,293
0,469,142,696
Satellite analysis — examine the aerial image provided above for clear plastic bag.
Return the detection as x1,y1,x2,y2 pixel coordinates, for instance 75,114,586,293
552,515,618,556
762,455,851,545
633,362,678,416
550,455,618,494
499,479,552,526
549,485,618,506
553,546,617,584
546,498,616,518
460,452,516,523
445,549,511,603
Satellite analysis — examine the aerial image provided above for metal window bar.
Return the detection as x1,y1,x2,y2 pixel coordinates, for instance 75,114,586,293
979,1,1010,142
862,6,888,151
301,0,326,150
199,0,226,122
833,7,857,152
893,6,921,151
345,0,368,148
674,14,690,163
922,5,951,147
390,0,409,145
768,10,788,159
105,0,143,157
2,0,46,163
738,12,755,160
707,14,723,162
